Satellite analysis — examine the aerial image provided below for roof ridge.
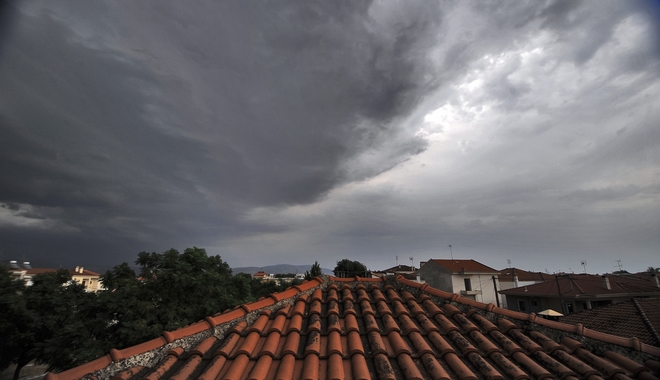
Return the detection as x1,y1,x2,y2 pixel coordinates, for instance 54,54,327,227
632,297,660,346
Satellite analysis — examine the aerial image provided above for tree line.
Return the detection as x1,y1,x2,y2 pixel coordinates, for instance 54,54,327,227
0,247,313,379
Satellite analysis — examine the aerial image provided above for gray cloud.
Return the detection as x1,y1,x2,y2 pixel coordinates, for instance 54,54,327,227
0,0,659,274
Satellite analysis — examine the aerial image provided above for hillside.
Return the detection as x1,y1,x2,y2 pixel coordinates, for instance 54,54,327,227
233,263,333,276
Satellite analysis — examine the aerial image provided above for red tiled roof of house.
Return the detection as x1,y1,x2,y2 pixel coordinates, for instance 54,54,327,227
45,276,660,380
500,274,660,297
10,267,101,276
497,267,554,283
429,259,499,274
560,298,660,347
253,271,267,277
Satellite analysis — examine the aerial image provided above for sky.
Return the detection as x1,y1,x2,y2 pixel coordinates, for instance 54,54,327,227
1,1,659,275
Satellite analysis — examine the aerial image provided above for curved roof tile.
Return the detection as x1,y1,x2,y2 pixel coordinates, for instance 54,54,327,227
46,276,660,380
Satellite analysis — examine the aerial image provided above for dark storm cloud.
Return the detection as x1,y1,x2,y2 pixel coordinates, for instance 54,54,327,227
0,1,446,268
116,1,444,205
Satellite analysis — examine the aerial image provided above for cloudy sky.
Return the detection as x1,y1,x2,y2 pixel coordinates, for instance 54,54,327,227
1,1,659,275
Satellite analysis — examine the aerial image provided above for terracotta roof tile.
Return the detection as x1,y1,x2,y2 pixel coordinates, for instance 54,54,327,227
48,276,660,380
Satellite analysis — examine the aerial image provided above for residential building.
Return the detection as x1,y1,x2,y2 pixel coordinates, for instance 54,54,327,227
371,264,420,281
419,258,502,306
497,267,554,308
47,275,660,380
252,271,267,280
500,273,660,315
8,261,102,292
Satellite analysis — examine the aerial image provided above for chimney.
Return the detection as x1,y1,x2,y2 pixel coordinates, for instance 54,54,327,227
75,266,80,273
79,266,84,273
652,274,659,288
513,274,519,288
602,275,611,290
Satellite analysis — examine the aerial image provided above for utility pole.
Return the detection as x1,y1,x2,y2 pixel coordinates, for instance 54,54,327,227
555,274,566,315
448,245,454,260
492,276,500,308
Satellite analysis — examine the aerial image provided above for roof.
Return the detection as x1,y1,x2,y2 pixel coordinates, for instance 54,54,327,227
253,271,267,277
46,276,660,380
9,267,100,276
498,268,554,283
500,274,660,298
378,265,416,273
560,298,660,347
428,259,499,274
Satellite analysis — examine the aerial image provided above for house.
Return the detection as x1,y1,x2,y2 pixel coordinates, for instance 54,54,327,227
497,267,554,308
46,275,660,380
497,267,554,289
500,273,660,315
70,266,102,292
560,297,660,347
419,258,502,306
371,264,420,281
252,271,268,280
8,261,102,292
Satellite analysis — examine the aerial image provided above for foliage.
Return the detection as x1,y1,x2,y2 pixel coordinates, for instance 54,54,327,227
647,266,659,273
273,273,297,278
333,259,369,278
0,247,315,375
96,247,253,348
0,267,99,379
305,261,323,280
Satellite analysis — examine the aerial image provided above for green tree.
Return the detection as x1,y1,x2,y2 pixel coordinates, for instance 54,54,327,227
333,259,369,278
0,265,31,380
305,261,323,280
0,268,99,379
96,247,253,348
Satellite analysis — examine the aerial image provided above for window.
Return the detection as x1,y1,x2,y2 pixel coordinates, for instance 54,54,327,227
518,300,526,311
464,278,472,291
531,300,538,307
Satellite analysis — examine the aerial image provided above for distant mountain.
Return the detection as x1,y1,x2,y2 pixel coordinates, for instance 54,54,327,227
233,264,333,276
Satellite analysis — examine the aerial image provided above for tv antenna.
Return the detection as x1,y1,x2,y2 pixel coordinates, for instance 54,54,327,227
580,260,587,274
507,259,512,268
448,245,454,260
614,260,623,271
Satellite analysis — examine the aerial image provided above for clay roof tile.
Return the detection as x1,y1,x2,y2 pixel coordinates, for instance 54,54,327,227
359,299,374,315
326,299,339,316
327,330,343,356
280,331,301,356
52,276,660,380
286,314,303,334
347,330,364,356
326,313,342,333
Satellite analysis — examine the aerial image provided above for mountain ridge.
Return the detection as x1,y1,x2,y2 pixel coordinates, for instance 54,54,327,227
233,263,333,275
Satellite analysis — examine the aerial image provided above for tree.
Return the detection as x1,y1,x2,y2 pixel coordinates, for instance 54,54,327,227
333,259,369,278
0,267,99,379
647,266,659,273
305,261,323,280
95,247,252,347
0,265,31,380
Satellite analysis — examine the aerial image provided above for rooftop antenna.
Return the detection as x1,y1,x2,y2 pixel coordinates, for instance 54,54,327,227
614,260,623,271
580,260,587,274
448,245,454,260
409,256,414,271
507,259,512,268
396,255,398,266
